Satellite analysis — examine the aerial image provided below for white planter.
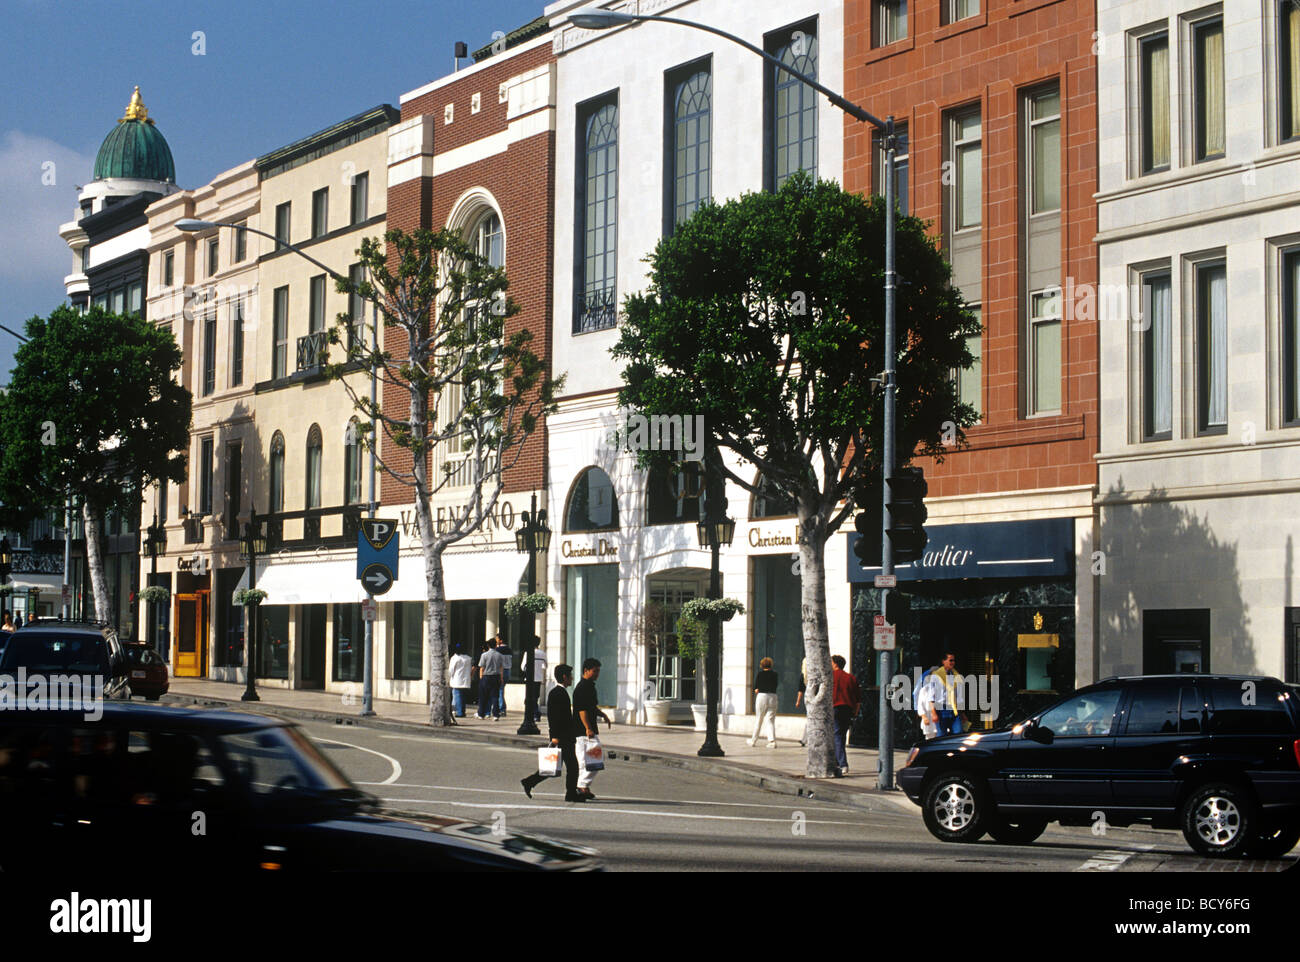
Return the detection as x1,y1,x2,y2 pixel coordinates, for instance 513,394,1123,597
644,700,670,726
691,703,708,731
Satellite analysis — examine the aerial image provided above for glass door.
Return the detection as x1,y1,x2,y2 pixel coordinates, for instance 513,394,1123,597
646,577,706,703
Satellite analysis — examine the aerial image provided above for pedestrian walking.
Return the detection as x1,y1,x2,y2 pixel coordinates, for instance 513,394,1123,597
795,657,807,746
572,657,610,800
521,664,585,802
747,657,779,747
494,635,512,717
477,639,506,720
448,644,472,718
0,611,15,635
913,664,941,740
470,640,489,712
831,654,861,776
932,652,969,736
521,635,546,723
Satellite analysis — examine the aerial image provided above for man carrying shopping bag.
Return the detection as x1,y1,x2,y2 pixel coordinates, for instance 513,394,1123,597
521,664,586,803
573,658,611,800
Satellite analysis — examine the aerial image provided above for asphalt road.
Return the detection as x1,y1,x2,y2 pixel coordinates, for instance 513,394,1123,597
299,719,1296,872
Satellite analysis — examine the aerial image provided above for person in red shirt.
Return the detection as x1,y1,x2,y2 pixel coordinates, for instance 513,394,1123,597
831,655,861,776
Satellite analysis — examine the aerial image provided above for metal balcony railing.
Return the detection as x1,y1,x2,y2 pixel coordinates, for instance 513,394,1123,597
573,285,617,334
296,331,329,374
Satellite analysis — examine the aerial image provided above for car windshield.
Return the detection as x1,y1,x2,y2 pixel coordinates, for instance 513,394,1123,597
0,634,106,674
215,725,355,798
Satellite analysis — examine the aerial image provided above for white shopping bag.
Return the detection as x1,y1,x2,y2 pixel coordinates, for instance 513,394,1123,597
576,735,605,772
537,745,562,778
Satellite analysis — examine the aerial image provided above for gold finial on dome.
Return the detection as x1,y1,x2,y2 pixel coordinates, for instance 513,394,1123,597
119,86,153,124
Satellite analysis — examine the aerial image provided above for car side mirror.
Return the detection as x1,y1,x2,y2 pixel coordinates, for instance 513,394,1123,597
1025,721,1053,744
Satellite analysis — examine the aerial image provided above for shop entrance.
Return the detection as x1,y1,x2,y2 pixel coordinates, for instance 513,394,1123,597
644,571,708,708
173,591,209,677
300,604,327,689
916,608,998,730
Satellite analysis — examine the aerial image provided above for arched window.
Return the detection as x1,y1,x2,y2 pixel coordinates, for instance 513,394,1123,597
305,424,322,509
670,67,712,228
268,432,285,514
472,210,504,268
344,418,362,506
565,466,619,532
751,473,796,519
646,460,702,526
575,98,619,333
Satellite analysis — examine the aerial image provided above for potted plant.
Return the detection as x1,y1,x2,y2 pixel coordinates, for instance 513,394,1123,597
233,588,268,607
138,585,170,606
637,602,671,725
502,591,555,619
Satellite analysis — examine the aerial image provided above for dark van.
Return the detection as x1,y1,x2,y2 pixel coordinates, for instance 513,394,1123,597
898,674,1300,858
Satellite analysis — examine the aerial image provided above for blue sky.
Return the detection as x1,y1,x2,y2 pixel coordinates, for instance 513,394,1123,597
0,0,550,382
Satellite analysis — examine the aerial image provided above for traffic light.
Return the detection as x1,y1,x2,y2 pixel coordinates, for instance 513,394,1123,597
883,589,909,626
887,466,928,563
852,479,882,569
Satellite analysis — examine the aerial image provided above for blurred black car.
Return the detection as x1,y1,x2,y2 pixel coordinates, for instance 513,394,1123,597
898,675,1300,858
0,702,600,872
0,620,131,700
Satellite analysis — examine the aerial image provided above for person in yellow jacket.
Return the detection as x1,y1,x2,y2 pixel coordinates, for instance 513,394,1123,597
930,652,970,736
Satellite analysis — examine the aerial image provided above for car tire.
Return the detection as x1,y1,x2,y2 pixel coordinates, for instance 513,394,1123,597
1245,821,1300,859
1180,782,1255,858
921,772,989,843
987,817,1048,845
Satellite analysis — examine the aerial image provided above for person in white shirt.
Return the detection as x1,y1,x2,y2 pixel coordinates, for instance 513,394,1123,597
448,644,473,718
914,666,941,740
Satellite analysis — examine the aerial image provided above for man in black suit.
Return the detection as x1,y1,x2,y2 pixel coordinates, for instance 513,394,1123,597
521,664,584,802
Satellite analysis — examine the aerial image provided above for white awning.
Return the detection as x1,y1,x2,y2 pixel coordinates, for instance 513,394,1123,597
238,558,367,606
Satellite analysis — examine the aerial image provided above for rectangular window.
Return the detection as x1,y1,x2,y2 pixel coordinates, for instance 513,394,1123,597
234,222,247,262
1028,87,1061,214
574,94,619,334
873,124,909,215
202,313,216,396
348,263,365,350
1191,17,1225,161
224,441,242,540
312,187,329,239
198,438,214,516
1140,33,1171,173
158,480,167,523
344,430,362,506
875,1,907,46
333,604,364,683
128,282,143,316
944,0,979,24
1283,0,1300,142
164,250,174,287
393,602,424,680
272,286,289,380
1284,249,1300,426
1030,289,1062,414
309,274,326,333
275,202,291,249
1142,272,1173,439
955,307,982,418
952,109,982,230
665,60,712,232
230,298,245,388
350,172,369,225
1195,262,1228,434
207,238,219,278
766,22,818,189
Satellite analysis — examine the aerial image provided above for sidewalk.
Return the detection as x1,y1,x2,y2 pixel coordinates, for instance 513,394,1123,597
162,678,918,815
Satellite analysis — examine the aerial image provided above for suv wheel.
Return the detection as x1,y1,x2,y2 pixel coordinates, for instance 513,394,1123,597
987,817,1048,845
1245,821,1300,859
922,772,988,843
1180,783,1255,858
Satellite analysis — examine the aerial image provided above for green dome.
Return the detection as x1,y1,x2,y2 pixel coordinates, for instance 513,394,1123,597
92,87,176,183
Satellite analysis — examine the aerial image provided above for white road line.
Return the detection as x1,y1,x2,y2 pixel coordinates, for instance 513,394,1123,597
378,797,871,826
1074,844,1155,871
317,738,403,786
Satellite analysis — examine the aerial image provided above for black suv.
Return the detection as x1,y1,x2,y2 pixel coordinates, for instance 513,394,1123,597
898,674,1300,858
0,620,132,700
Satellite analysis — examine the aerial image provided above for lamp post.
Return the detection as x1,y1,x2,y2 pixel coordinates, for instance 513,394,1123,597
143,513,166,652
513,493,551,736
238,505,267,702
695,454,735,757
571,7,901,788
0,538,12,609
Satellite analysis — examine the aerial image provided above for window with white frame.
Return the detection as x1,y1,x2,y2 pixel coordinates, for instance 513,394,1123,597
944,0,979,25
272,285,288,379
1189,14,1225,162
312,187,329,239
1141,271,1173,440
350,172,369,225
875,1,907,46
951,108,982,231
1194,261,1228,435
1027,87,1061,215
309,274,326,334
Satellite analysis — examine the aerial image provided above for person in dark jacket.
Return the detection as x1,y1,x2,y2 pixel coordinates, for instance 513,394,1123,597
521,664,584,802
571,658,610,800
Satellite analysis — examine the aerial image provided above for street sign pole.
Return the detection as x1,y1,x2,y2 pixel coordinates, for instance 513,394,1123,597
878,119,898,791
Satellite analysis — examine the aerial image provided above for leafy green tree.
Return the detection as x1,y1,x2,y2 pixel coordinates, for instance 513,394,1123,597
0,306,191,622
329,228,560,726
613,174,979,776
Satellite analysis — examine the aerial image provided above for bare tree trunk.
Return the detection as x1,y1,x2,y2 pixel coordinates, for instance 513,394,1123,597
82,502,112,623
798,532,838,777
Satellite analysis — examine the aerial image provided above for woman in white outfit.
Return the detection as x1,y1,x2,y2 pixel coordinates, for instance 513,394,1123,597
747,657,780,747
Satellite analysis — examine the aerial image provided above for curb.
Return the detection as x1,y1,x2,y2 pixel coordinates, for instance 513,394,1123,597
162,692,919,817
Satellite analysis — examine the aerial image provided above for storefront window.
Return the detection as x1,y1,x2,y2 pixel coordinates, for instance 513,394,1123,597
215,568,244,667
753,555,802,713
393,602,424,680
334,604,365,682
646,461,702,526
565,467,619,531
566,565,619,687
258,606,290,679
644,578,701,702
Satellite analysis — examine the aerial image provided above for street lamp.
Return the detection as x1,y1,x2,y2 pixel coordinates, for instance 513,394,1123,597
513,493,551,736
695,459,734,758
143,513,166,652
238,505,268,702
0,538,12,617
573,7,902,788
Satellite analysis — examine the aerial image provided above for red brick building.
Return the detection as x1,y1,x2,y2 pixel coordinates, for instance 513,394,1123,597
842,0,1101,735
380,18,558,669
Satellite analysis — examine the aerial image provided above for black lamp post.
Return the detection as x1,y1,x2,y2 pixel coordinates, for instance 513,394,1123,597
238,505,267,702
143,514,166,652
514,493,551,736
695,459,735,757
0,538,12,617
